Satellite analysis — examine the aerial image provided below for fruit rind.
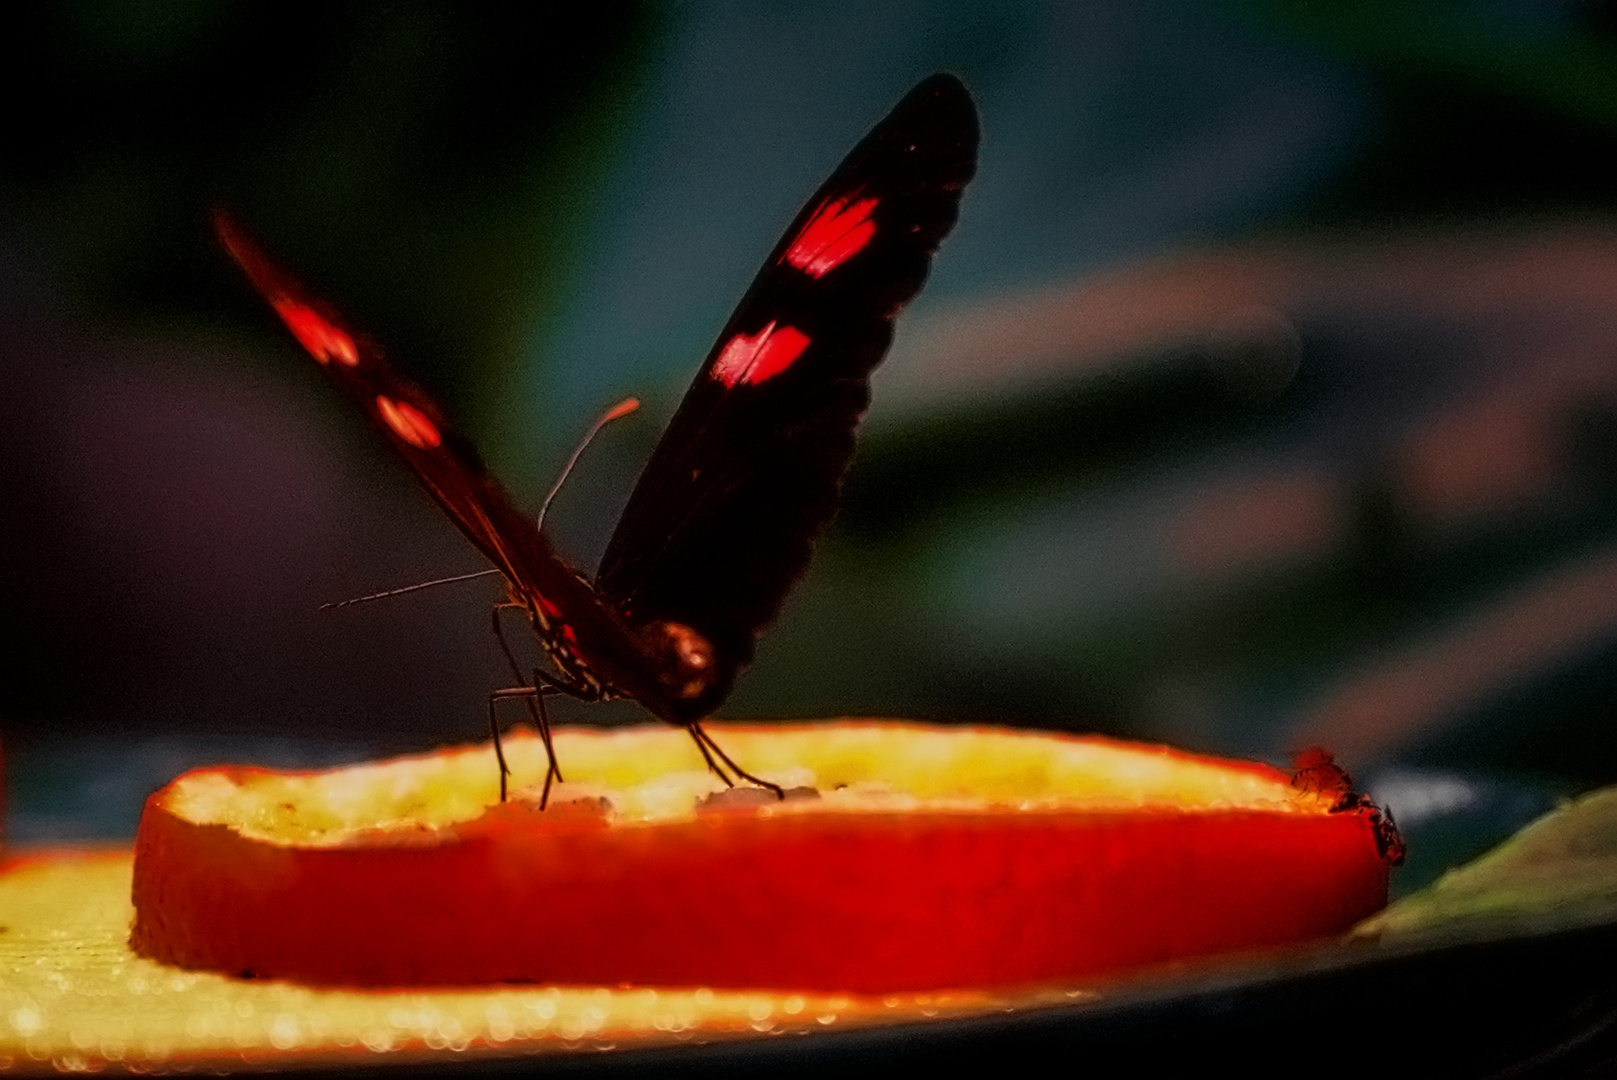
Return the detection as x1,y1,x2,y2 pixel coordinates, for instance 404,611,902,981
131,723,1393,990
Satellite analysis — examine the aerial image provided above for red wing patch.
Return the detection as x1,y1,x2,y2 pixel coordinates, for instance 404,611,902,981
710,322,811,387
274,299,360,367
783,195,877,278
214,213,362,369
376,396,442,449
532,594,580,646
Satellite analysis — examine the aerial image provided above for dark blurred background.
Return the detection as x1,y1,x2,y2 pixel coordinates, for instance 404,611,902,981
4,0,1617,888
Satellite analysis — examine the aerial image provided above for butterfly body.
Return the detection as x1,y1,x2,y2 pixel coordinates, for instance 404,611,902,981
219,74,978,789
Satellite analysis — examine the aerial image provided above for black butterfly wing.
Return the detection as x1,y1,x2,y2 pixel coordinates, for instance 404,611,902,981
215,214,621,653
595,74,978,668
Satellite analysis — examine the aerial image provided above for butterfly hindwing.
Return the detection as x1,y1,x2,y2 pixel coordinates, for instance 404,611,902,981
596,74,979,665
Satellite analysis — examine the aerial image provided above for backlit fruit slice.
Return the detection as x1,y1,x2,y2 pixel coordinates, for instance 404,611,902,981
130,722,1396,991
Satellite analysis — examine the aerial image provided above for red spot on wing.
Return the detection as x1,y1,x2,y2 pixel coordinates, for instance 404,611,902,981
274,300,359,367
375,396,442,449
710,323,811,388
784,196,877,278
532,596,577,645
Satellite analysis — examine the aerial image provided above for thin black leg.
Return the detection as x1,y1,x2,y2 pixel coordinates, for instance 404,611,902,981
489,603,526,676
488,603,543,803
488,682,567,804
528,668,564,809
688,724,732,785
689,722,785,800
491,604,548,724
485,692,514,802
490,602,591,807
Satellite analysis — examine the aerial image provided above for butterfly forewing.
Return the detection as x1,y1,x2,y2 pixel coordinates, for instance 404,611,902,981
596,74,979,666
214,215,599,629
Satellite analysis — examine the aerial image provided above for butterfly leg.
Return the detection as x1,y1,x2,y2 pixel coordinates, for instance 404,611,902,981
487,603,543,803
488,603,570,805
487,682,568,806
525,668,569,806
484,691,515,802
687,722,784,800
491,603,543,699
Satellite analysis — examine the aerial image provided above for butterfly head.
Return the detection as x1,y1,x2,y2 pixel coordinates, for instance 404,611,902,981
637,620,731,719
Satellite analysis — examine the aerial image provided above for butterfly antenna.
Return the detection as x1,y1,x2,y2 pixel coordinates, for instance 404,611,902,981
320,568,502,610
535,397,640,532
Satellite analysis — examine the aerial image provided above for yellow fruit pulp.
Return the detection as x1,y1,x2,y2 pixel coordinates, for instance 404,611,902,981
164,723,1326,845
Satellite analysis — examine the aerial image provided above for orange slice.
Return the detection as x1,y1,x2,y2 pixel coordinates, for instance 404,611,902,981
130,722,1395,991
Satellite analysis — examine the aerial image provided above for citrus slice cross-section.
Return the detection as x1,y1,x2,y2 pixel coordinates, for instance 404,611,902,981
130,722,1395,991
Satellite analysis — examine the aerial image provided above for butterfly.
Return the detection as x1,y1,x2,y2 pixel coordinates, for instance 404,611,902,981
217,73,979,802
